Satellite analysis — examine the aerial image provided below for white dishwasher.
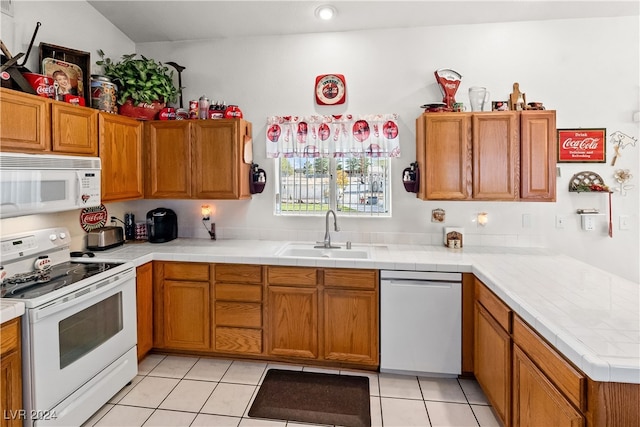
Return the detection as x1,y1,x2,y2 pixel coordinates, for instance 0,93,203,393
380,270,462,376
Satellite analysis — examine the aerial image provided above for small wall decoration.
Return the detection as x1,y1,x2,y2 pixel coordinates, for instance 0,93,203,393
315,74,346,105
613,169,634,196
609,131,637,166
557,128,606,163
431,208,445,223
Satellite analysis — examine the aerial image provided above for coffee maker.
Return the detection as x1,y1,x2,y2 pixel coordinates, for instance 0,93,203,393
146,207,178,243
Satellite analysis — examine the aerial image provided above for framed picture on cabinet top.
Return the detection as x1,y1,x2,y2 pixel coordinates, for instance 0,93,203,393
39,42,91,106
557,128,606,163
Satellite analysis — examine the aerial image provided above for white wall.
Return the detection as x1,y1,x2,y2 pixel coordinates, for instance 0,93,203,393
1,3,638,282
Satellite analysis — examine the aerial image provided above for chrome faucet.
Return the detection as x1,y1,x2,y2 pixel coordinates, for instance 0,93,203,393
315,209,340,249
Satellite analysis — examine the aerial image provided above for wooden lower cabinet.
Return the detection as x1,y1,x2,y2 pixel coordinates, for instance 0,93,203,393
153,262,213,351
473,278,639,427
268,285,319,359
0,318,22,427
213,264,264,355
474,301,512,426
136,262,153,360
512,345,584,427
266,266,379,368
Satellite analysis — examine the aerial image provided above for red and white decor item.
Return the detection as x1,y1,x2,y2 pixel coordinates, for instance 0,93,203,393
266,114,400,158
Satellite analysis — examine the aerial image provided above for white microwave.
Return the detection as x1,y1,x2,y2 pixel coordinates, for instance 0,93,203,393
0,153,101,218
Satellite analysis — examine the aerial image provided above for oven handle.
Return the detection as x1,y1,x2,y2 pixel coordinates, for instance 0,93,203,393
32,269,135,322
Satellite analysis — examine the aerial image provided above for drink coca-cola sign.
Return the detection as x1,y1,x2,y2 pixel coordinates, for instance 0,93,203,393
557,128,606,163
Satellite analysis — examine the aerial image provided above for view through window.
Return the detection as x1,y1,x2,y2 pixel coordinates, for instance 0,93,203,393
275,156,391,216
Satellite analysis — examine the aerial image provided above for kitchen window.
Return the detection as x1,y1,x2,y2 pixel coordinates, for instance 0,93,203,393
274,156,391,216
267,114,400,217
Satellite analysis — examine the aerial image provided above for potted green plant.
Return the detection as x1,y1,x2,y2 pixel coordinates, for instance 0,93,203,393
96,50,178,120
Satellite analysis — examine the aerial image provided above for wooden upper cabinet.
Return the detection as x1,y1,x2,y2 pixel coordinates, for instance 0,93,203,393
192,119,251,199
99,113,144,202
145,119,252,199
0,88,51,152
416,112,472,200
520,111,556,201
472,112,519,200
51,102,98,155
145,121,192,198
416,110,556,202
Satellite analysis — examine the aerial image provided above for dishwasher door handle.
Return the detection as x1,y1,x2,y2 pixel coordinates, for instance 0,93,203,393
383,279,457,288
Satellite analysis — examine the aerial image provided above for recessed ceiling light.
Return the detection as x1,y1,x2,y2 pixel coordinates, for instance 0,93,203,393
315,5,337,20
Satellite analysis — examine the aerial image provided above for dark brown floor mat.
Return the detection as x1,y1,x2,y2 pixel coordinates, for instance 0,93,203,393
248,369,371,427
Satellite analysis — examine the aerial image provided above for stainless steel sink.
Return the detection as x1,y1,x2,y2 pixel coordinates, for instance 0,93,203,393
276,244,371,259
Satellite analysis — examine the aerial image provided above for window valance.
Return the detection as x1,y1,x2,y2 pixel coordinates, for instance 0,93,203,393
266,114,400,158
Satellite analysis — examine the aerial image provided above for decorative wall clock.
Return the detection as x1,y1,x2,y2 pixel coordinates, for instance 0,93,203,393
315,74,346,105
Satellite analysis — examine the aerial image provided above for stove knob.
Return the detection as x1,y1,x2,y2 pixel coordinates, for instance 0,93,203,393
49,234,57,241
59,232,67,240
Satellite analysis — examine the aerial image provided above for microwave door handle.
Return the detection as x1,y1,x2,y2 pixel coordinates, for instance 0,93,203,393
75,171,82,203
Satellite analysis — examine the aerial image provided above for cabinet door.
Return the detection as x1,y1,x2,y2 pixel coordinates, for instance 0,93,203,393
513,345,584,427
475,302,511,426
520,111,556,201
323,289,378,365
145,121,192,198
472,112,519,200
0,318,21,427
0,88,51,152
136,262,153,361
192,119,251,199
99,113,144,202
417,113,472,200
51,102,98,155
267,286,318,359
163,280,211,350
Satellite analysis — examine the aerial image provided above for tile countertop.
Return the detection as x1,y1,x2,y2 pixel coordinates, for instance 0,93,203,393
91,239,640,384
0,300,25,324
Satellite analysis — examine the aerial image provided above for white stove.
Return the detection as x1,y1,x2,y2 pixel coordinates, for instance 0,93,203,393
1,227,138,427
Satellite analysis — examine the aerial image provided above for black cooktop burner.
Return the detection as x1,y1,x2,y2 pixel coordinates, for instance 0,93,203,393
1,262,122,299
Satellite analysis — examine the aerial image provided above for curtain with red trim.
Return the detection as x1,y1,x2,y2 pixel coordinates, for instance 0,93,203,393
266,114,400,158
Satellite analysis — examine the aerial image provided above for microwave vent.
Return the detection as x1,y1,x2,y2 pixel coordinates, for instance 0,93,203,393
0,153,101,170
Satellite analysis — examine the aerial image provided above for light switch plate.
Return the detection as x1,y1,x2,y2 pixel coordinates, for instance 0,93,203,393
619,215,630,230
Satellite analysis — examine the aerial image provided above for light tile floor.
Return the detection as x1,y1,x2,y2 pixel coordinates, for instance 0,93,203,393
82,354,501,427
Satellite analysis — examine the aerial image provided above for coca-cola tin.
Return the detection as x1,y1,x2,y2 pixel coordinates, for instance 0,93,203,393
90,75,118,113
159,107,176,120
224,105,243,118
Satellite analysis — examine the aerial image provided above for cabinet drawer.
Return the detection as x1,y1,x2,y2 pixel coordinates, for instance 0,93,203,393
215,327,262,353
215,302,262,328
267,267,317,287
216,283,262,302
324,269,377,290
475,278,511,332
513,316,586,410
163,262,210,281
215,264,262,283
0,318,19,354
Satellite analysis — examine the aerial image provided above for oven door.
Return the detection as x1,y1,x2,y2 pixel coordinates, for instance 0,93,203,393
24,269,137,413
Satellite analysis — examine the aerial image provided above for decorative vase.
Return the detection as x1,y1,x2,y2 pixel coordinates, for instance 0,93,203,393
118,98,165,120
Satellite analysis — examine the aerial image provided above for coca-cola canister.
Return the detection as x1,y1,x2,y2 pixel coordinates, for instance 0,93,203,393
22,73,55,98
175,108,189,120
198,96,210,119
159,107,176,120
224,105,243,118
90,75,117,113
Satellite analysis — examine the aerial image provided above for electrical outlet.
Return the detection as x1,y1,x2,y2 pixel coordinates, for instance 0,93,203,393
620,215,630,230
522,213,532,229
555,215,566,229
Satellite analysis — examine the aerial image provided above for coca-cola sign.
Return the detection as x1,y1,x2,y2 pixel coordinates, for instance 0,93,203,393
558,128,606,163
80,204,108,232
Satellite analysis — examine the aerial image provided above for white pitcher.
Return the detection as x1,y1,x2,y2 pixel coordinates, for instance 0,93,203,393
469,87,490,112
